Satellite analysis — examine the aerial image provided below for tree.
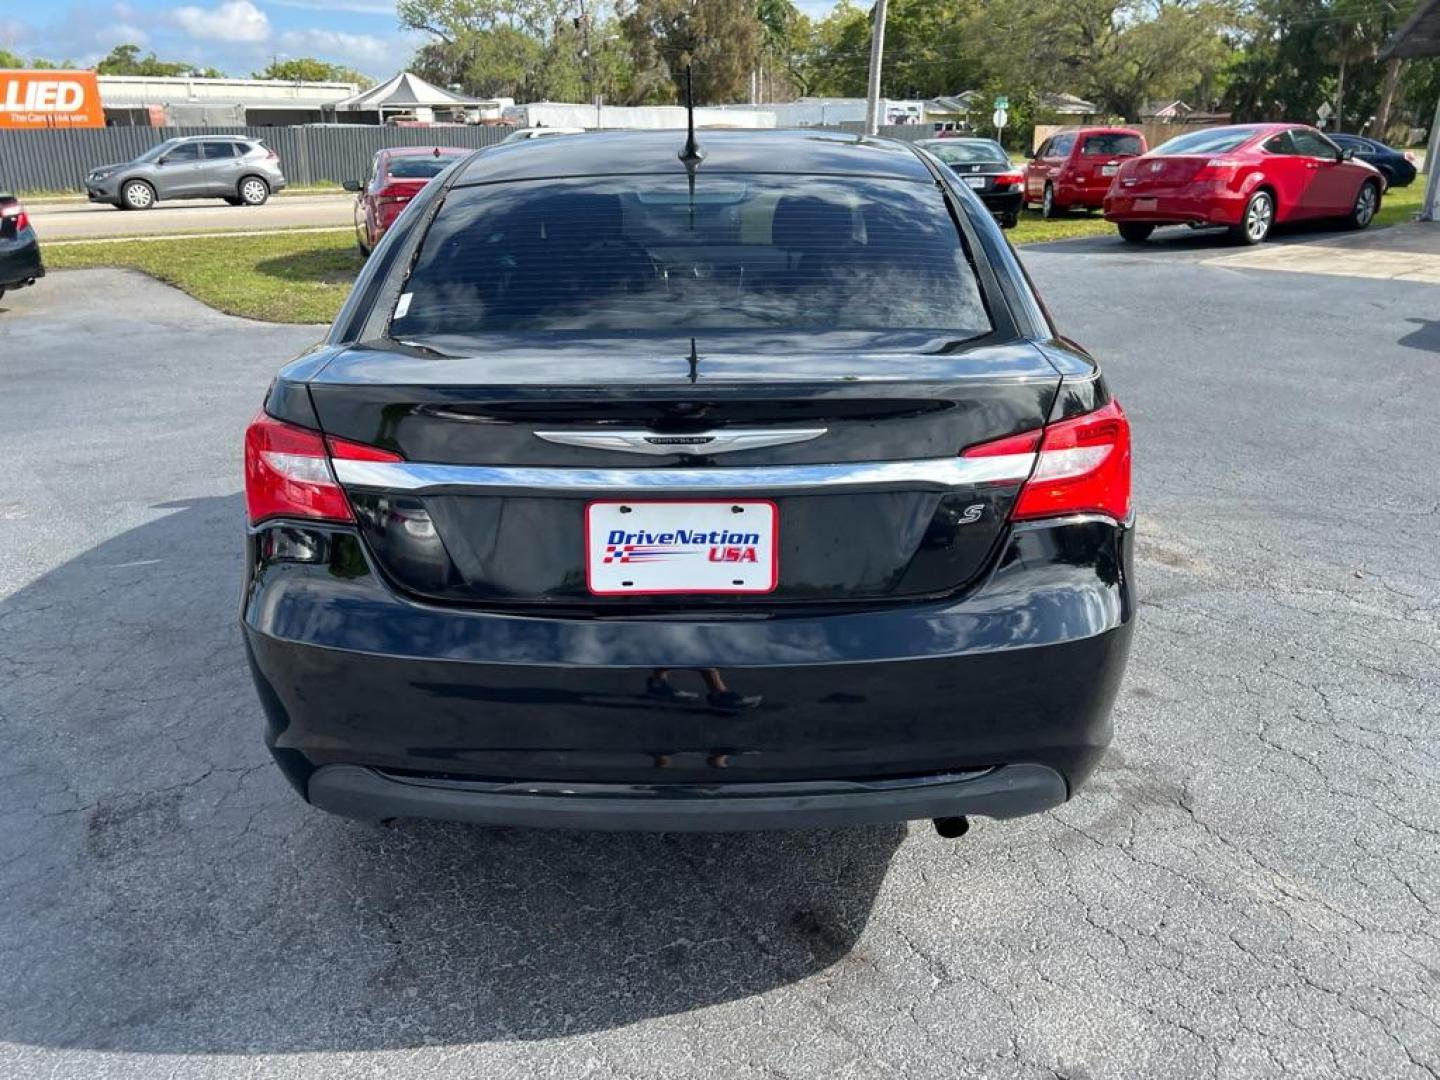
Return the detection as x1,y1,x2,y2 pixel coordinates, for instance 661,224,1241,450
753,0,807,99
796,2,870,97
618,0,763,103
96,43,222,78
0,48,74,69
401,0,631,101
253,57,374,87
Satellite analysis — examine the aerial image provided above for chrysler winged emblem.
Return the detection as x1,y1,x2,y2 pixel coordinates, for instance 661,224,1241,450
535,429,826,456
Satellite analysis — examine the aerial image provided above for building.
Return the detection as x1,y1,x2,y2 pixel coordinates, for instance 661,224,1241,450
1140,100,1232,126
759,97,927,127
96,74,358,126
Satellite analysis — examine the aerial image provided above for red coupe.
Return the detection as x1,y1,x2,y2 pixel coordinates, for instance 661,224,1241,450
1024,126,1147,217
346,146,470,255
1104,123,1385,244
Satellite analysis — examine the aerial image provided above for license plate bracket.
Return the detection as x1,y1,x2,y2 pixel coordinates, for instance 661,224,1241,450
585,500,779,595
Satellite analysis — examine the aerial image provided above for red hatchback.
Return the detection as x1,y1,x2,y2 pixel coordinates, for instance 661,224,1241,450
1104,123,1385,244
347,146,470,255
1025,127,1146,217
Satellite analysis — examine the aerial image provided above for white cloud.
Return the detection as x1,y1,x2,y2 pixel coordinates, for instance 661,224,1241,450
173,0,269,43
278,28,391,64
108,22,149,45
267,0,397,16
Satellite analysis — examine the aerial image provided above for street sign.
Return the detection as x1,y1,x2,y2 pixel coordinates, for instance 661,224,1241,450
993,108,1008,131
1316,101,1332,119
994,95,1008,110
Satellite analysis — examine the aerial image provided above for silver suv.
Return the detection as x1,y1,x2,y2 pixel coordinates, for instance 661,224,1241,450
85,136,288,211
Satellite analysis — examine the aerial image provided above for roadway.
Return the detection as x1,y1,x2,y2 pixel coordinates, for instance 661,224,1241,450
1,247,1436,1078
29,193,354,240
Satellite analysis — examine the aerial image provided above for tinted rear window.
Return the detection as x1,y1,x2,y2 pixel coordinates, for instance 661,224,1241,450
1082,134,1141,156
1154,127,1261,155
926,141,1009,165
392,175,990,336
388,155,465,179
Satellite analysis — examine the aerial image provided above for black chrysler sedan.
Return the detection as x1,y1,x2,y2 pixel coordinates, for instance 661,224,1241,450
242,129,1134,833
914,137,1025,228
0,194,44,302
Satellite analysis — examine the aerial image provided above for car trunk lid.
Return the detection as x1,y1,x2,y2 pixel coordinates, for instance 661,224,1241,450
1116,154,1210,192
308,332,1061,610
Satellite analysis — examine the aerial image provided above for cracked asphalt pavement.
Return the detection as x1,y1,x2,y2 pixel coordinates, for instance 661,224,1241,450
0,243,1436,1078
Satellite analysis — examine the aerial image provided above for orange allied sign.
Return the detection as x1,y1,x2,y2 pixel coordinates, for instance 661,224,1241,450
0,70,105,129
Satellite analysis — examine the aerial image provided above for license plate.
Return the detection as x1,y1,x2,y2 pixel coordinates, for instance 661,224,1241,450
1134,198,1157,211
1101,164,1119,176
586,500,778,595
964,176,988,189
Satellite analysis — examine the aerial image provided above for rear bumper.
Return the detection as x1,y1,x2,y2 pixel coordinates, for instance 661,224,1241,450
979,190,1024,219
243,516,1135,830
309,762,1067,830
1062,183,1111,209
1104,186,1246,226
0,234,44,289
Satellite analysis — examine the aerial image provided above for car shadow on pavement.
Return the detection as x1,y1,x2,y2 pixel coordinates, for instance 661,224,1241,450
253,247,363,287
1398,317,1440,354
0,495,903,1053
1024,218,1379,256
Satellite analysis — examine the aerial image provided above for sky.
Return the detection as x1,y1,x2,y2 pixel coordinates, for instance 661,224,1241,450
1,0,843,83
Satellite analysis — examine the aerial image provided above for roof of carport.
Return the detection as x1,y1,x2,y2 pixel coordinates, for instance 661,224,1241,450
1381,0,1440,57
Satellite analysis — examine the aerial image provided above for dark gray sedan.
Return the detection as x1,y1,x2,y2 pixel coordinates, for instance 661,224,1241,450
85,136,288,211
915,137,1025,228
0,194,43,302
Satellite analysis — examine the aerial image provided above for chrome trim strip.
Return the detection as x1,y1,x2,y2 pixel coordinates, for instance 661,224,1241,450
533,428,827,457
333,454,1036,494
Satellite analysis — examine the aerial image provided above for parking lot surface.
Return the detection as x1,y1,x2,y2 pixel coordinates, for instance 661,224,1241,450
0,245,1436,1078
27,194,353,240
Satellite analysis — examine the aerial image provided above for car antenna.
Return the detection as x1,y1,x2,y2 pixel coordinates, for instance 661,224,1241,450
678,64,704,231
678,64,704,169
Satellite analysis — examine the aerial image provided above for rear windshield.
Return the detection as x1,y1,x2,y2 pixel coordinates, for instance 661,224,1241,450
925,141,1009,165
391,175,990,336
1153,127,1261,155
388,155,465,179
1082,133,1142,156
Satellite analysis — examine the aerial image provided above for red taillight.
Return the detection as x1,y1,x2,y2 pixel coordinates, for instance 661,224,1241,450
264,147,278,161
963,400,1131,522
993,170,1024,189
1,202,28,231
1194,157,1242,183
243,413,402,526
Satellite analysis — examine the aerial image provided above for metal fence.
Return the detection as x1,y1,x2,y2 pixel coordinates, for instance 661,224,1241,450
0,122,939,194
0,125,511,193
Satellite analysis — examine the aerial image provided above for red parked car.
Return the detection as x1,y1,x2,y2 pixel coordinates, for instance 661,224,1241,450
1103,123,1385,245
346,146,470,255
1025,127,1146,218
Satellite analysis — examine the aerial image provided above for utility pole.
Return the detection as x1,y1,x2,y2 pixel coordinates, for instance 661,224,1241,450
863,0,888,136
575,0,597,118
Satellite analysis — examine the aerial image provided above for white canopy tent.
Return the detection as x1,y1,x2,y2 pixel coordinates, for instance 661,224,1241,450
333,72,487,123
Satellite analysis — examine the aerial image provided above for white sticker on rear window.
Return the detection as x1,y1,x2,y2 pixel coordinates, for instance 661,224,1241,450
394,292,412,319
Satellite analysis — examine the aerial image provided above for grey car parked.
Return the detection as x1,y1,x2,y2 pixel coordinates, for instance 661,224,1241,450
85,136,287,211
